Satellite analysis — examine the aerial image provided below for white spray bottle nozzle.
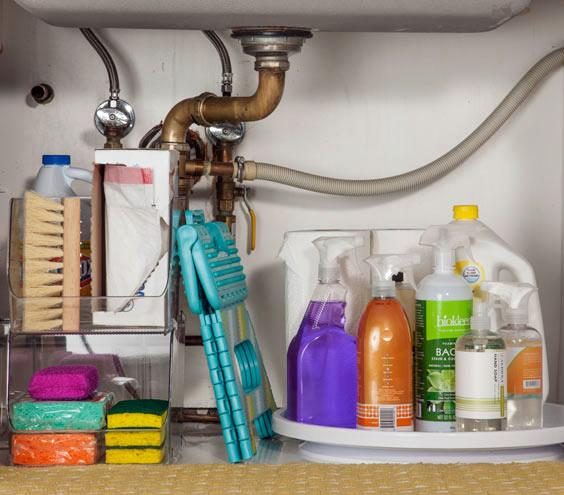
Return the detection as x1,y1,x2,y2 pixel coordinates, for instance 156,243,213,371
419,225,472,272
480,282,537,325
313,235,364,283
365,254,420,297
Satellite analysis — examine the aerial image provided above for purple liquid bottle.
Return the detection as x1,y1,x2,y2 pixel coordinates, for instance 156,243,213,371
285,235,362,429
286,299,357,427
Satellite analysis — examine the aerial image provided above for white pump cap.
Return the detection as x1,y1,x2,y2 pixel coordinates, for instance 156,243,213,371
480,282,537,325
419,225,471,273
471,294,492,331
365,254,420,297
313,235,364,283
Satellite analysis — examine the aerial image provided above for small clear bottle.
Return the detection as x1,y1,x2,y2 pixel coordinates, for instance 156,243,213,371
456,297,506,432
482,282,543,430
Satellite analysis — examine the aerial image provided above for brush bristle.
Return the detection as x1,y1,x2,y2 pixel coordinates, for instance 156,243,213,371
22,191,65,332
23,286,63,298
24,191,64,212
23,245,64,260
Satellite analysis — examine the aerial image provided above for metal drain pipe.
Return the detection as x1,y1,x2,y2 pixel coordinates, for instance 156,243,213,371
160,27,312,150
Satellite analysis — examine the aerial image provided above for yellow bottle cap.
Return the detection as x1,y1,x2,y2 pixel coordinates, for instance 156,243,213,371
453,204,479,220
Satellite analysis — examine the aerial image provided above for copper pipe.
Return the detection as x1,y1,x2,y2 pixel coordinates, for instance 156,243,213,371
213,143,236,230
171,407,220,424
104,127,123,149
161,70,285,147
183,160,235,178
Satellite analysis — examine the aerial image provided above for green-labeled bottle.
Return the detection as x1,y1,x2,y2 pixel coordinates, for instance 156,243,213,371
415,226,472,432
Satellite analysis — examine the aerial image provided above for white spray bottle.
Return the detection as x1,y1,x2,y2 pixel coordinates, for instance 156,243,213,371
481,282,543,430
449,205,547,401
415,226,473,432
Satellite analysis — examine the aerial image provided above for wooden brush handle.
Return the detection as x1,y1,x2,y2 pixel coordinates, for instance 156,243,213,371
63,197,81,331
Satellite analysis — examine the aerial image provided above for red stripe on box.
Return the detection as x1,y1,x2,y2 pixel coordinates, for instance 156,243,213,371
104,165,154,185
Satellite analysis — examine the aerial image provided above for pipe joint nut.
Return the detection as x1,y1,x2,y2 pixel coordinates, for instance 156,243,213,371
235,156,246,182
255,56,290,71
193,92,217,127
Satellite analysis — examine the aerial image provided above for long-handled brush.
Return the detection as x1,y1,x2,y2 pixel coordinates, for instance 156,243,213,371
23,192,81,331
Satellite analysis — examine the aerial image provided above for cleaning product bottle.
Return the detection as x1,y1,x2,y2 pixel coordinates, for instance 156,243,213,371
34,154,93,197
449,204,547,401
286,235,363,428
393,271,416,338
455,293,506,432
357,254,419,431
415,226,473,432
33,154,93,296
481,282,543,430
393,270,418,411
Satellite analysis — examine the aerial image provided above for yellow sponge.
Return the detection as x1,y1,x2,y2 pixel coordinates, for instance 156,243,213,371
107,400,168,429
105,448,165,464
105,428,166,448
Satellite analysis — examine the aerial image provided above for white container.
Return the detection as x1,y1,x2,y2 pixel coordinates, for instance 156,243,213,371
279,229,430,351
92,148,177,328
273,405,564,464
278,230,371,351
34,154,92,196
449,206,548,400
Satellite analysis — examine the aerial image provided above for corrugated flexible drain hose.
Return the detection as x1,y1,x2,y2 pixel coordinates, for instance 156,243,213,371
244,47,564,196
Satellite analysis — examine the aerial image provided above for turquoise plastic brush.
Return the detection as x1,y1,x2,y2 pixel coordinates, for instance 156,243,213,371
176,210,275,463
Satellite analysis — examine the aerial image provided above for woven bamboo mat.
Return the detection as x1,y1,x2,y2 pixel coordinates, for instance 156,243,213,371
0,462,563,495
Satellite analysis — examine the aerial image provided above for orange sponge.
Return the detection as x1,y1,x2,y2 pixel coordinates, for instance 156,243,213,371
12,433,99,466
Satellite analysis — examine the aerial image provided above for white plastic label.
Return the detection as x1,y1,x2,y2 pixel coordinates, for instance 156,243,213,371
455,350,506,419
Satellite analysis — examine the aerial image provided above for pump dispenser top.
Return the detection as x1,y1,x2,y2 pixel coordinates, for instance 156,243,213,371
470,292,493,332
365,254,420,297
313,236,363,283
419,225,471,272
480,282,536,325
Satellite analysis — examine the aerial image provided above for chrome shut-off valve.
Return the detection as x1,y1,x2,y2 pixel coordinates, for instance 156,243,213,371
94,97,135,138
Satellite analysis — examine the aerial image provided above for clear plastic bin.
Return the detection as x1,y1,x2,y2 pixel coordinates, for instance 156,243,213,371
8,197,175,335
6,330,182,465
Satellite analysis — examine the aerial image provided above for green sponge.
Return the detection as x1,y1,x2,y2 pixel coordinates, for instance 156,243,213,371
107,400,169,429
11,393,113,431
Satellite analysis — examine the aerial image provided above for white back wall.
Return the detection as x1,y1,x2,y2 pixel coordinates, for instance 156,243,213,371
1,0,563,403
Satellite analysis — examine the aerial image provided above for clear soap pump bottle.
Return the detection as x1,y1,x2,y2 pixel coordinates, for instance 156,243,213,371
481,282,543,430
286,235,363,428
456,292,506,432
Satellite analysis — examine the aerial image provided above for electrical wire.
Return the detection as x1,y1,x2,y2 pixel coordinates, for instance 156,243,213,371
202,31,233,96
139,122,163,148
80,28,120,99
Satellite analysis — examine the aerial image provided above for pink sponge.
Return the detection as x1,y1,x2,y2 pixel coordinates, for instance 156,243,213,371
28,365,99,400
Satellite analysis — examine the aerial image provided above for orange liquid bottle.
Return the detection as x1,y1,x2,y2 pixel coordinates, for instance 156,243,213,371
357,255,418,431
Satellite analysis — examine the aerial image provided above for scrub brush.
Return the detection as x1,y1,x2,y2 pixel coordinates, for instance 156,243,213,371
23,191,81,331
